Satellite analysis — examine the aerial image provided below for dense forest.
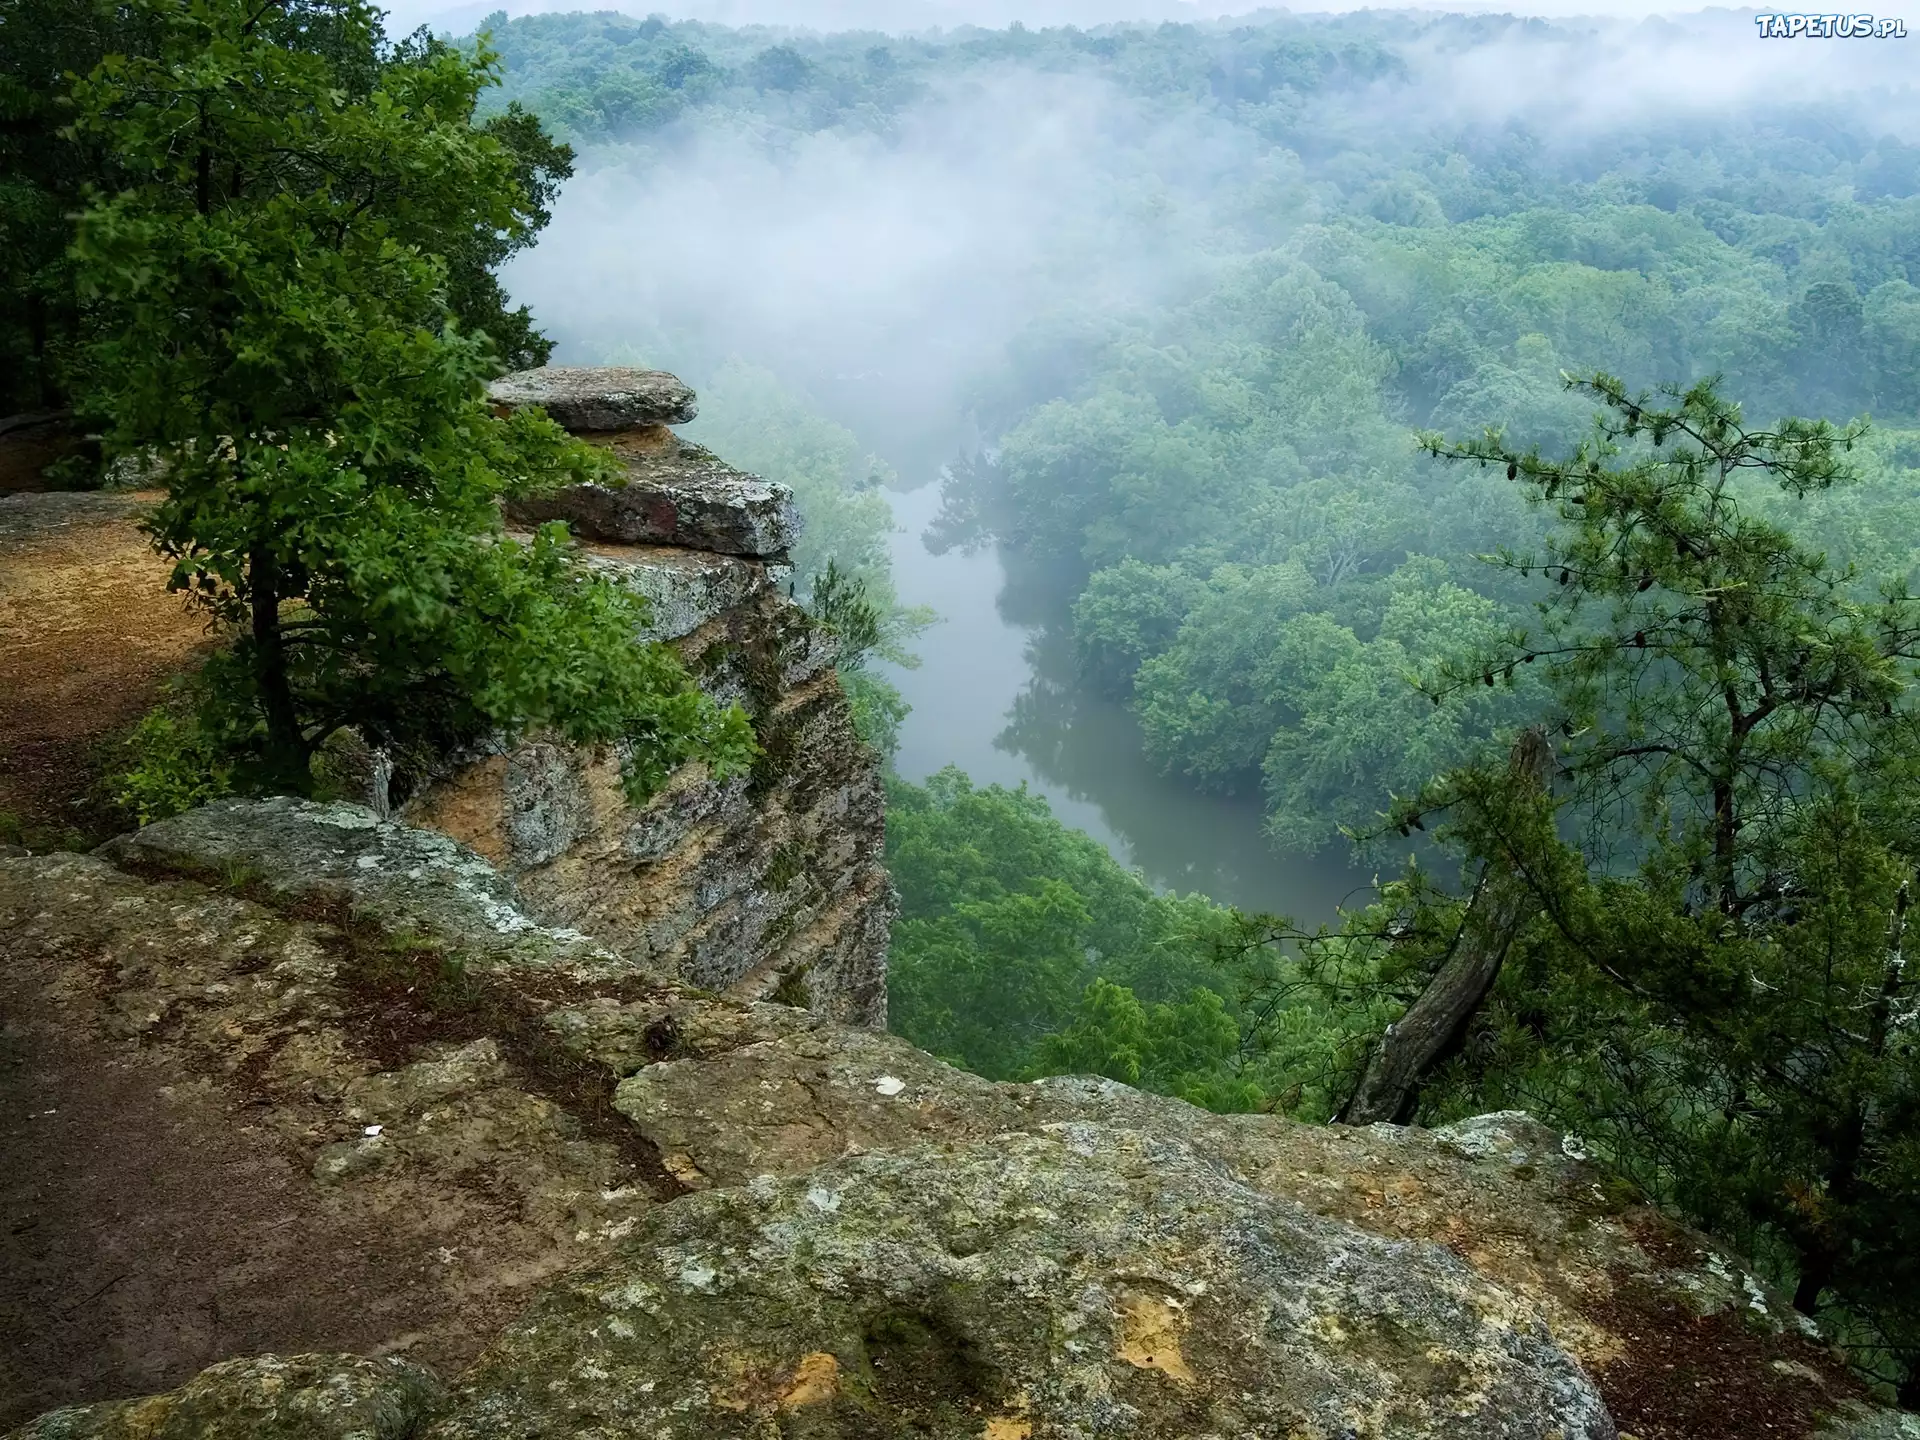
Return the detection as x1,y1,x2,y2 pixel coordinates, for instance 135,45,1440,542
4,0,1917,1407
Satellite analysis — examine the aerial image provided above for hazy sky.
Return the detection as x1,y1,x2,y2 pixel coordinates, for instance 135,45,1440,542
384,0,1920,41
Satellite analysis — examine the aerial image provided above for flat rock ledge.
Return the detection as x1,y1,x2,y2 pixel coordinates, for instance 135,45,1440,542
9,1355,443,1440
487,366,697,430
99,796,630,981
424,1126,1615,1440
490,364,800,558
506,437,799,559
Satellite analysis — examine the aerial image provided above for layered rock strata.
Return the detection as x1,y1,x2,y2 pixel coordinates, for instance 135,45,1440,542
401,366,889,1028
4,803,1910,1440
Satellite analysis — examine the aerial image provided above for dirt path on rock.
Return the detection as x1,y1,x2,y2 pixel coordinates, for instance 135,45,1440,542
0,843,649,1430
0,492,211,842
0,932,569,1429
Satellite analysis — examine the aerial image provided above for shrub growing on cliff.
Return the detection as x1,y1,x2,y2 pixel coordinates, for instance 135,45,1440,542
70,0,753,802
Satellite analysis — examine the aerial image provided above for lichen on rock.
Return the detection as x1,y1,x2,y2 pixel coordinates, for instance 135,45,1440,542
505,439,800,559
7,1355,443,1440
420,1126,1618,1440
486,366,697,431
98,796,628,981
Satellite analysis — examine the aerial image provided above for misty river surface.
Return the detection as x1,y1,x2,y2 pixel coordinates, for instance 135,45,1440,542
877,480,1370,926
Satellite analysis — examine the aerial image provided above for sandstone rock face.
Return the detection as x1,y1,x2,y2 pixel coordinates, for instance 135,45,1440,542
486,367,697,430
396,567,890,1028
505,439,800,558
3,832,1908,1440
403,366,889,1029
423,1126,1616,1440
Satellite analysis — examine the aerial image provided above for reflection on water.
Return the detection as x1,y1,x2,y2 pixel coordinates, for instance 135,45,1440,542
877,480,1372,925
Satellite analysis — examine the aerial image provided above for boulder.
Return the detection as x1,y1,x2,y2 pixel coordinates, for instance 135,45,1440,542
421,1126,1616,1440
486,367,697,431
555,999,1882,1434
6,1355,442,1440
98,796,630,981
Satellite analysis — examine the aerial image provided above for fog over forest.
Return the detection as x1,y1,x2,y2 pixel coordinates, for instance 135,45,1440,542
491,2,1920,894
507,14,1918,440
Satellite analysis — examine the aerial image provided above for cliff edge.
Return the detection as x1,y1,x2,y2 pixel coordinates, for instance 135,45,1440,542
2,797,1912,1439
1,371,1913,1439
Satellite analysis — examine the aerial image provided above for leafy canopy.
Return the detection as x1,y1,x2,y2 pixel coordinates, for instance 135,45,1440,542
71,0,753,800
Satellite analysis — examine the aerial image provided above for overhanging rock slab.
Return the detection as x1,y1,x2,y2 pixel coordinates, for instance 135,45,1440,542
487,366,697,430
507,439,800,559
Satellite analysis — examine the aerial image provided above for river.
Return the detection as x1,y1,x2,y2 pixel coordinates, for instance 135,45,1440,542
876,478,1372,926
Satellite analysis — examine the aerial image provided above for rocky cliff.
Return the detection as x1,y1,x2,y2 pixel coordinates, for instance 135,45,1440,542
3,796,1915,1440
367,367,892,1029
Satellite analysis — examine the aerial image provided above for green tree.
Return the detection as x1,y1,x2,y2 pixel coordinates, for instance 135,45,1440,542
0,0,141,411
802,558,914,765
886,767,1242,1081
1071,558,1204,696
72,0,753,798
1354,373,1920,1399
0,0,568,416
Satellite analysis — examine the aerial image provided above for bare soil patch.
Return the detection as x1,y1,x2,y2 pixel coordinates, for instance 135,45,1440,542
0,895,603,1430
0,491,210,843
1584,1222,1870,1440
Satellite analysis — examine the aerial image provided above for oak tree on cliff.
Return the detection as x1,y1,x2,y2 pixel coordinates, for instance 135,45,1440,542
69,0,753,800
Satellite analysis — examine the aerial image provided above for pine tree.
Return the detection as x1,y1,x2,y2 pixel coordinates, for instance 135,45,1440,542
1356,373,1920,1397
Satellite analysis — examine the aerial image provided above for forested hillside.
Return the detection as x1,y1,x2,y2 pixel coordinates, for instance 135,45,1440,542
463,10,1920,1399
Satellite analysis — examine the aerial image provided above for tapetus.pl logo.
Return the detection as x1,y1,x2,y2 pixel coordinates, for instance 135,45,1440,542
1752,11,1908,34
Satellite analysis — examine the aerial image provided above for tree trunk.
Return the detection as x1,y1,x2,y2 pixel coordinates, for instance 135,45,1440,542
1792,880,1911,1317
249,543,304,781
1336,728,1554,1128
1336,866,1533,1125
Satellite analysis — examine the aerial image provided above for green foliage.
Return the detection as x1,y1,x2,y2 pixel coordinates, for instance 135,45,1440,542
0,0,571,415
807,559,884,672
67,0,753,801
678,364,932,768
1071,559,1204,696
114,695,235,824
801,558,914,767
886,767,1258,1089
483,5,1920,866
839,664,910,766
1035,979,1265,1112
1322,373,1920,1395
0,810,90,854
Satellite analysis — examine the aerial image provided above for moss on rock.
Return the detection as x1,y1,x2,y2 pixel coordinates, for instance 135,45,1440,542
421,1127,1615,1440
